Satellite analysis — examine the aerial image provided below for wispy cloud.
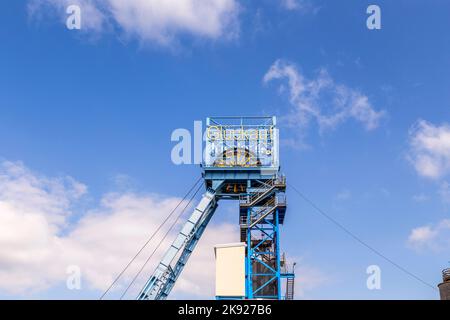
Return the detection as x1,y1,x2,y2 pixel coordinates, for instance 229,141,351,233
334,189,351,201
28,0,107,32
28,0,240,47
412,193,429,203
280,0,320,14
439,181,450,206
290,257,328,298
281,0,304,11
408,219,450,252
263,59,385,144
408,119,450,180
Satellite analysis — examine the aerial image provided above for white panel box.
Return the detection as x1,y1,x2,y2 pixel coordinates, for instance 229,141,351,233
214,243,246,298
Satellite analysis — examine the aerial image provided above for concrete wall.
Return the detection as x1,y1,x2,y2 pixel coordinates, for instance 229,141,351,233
214,243,246,298
439,282,450,300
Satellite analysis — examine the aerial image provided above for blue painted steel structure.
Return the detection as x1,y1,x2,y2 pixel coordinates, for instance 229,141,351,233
240,176,289,299
137,117,294,300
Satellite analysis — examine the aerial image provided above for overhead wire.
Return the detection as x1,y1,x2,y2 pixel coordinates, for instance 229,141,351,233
101,172,436,299
120,181,204,299
99,176,203,300
288,182,438,291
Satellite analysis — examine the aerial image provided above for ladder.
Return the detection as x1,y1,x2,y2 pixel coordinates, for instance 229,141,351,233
285,277,295,300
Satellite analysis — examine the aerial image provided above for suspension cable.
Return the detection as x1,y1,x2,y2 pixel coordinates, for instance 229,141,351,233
99,177,203,300
288,182,438,291
120,182,204,299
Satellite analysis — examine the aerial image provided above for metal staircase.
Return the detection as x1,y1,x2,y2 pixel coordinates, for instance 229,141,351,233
240,177,286,207
285,277,295,300
281,253,296,300
237,175,290,299
239,177,286,242
249,198,276,227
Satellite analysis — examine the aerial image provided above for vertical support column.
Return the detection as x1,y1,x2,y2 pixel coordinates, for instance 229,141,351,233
275,208,281,300
245,179,252,299
246,206,253,299
242,177,287,300
245,196,281,299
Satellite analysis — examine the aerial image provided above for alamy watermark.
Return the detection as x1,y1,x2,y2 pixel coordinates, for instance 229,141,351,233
367,5,381,30
170,120,279,173
66,265,82,290
63,4,381,32
366,265,381,290
66,5,81,30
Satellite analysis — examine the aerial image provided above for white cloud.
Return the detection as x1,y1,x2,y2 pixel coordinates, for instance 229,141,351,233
61,192,184,293
28,0,240,46
28,0,106,32
282,0,304,10
439,181,450,205
0,160,328,299
412,193,429,203
408,219,450,252
408,120,450,180
295,266,327,297
0,160,87,293
280,0,318,13
108,0,239,45
283,257,327,298
263,60,385,139
335,189,351,201
409,226,436,244
0,160,86,231
0,160,234,298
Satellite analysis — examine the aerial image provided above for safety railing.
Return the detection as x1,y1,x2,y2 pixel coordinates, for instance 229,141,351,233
239,175,286,206
250,198,276,224
443,268,450,282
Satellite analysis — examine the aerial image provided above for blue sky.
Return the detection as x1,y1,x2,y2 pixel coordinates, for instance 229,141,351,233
0,0,450,300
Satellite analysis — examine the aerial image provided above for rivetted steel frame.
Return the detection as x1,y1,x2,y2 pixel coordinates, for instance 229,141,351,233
137,187,221,300
137,116,292,300
154,198,219,299
245,204,281,299
204,116,287,300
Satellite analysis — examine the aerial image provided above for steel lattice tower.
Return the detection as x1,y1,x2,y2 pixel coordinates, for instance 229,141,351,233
137,116,294,300
203,116,295,300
